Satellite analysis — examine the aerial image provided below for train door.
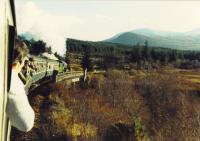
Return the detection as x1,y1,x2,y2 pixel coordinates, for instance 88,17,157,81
0,0,16,140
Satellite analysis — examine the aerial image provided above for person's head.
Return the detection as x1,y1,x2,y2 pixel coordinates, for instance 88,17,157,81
29,57,34,62
29,57,34,65
12,39,29,70
24,60,29,66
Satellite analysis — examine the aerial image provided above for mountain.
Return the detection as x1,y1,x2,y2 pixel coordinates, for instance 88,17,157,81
105,28,200,50
185,28,200,36
107,32,152,46
130,28,183,36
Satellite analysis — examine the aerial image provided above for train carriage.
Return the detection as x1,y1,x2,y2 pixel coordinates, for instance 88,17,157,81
0,0,16,140
23,55,67,92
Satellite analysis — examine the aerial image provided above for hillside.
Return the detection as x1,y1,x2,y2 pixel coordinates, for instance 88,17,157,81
105,29,200,50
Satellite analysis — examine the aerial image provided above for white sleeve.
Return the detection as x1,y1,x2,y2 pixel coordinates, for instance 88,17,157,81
6,91,35,132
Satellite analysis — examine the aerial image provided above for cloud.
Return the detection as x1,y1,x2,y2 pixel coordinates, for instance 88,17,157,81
16,1,85,55
95,14,112,21
16,1,200,53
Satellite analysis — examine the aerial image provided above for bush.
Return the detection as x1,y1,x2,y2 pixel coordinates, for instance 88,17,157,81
136,74,200,141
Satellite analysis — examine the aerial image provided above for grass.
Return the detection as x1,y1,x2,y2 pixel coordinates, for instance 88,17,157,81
11,68,200,141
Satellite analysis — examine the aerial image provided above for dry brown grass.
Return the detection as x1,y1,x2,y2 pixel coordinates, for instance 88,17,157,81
136,73,200,141
11,68,200,141
44,69,150,141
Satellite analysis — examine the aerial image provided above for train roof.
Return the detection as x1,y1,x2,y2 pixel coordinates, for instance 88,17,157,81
42,53,59,60
27,54,58,62
58,60,67,67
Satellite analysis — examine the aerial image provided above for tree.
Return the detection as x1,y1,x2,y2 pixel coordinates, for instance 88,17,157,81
151,49,157,61
65,52,71,69
144,40,148,48
110,47,114,55
46,46,52,54
103,55,118,69
163,52,169,65
131,47,142,63
81,46,93,71
170,50,178,62
30,40,47,55
18,35,51,55
136,42,140,47
142,40,151,61
178,51,185,61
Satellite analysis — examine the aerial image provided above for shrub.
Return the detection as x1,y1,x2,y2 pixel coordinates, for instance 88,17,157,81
136,74,200,141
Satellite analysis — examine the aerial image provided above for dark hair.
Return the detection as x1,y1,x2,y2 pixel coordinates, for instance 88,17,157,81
13,39,29,64
29,57,34,62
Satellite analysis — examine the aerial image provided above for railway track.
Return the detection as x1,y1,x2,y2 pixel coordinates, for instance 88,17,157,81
26,71,84,93
56,71,84,82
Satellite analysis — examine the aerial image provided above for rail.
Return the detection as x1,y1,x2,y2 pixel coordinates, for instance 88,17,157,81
25,71,84,93
56,71,83,82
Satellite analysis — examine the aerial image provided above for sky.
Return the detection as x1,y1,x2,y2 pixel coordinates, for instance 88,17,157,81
15,0,200,54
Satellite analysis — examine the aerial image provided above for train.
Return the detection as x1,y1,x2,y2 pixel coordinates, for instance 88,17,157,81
27,54,67,77
21,54,68,93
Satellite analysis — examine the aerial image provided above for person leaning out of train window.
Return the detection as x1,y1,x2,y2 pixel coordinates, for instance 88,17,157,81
19,59,30,84
21,60,31,77
28,57,37,75
6,39,35,132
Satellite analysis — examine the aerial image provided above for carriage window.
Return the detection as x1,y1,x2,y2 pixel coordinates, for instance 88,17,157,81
7,26,15,91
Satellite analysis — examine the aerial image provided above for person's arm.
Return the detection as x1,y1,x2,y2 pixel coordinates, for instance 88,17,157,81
18,72,27,84
6,73,35,132
6,91,35,132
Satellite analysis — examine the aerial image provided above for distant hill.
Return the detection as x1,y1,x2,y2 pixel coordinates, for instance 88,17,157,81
105,28,200,50
130,28,183,36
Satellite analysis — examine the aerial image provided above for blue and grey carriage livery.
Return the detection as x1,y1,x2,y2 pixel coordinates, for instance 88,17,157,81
23,55,68,92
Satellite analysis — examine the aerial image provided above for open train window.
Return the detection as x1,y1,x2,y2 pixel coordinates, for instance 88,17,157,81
7,26,15,92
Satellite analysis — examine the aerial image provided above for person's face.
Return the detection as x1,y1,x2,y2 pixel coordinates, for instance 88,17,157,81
24,61,29,66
